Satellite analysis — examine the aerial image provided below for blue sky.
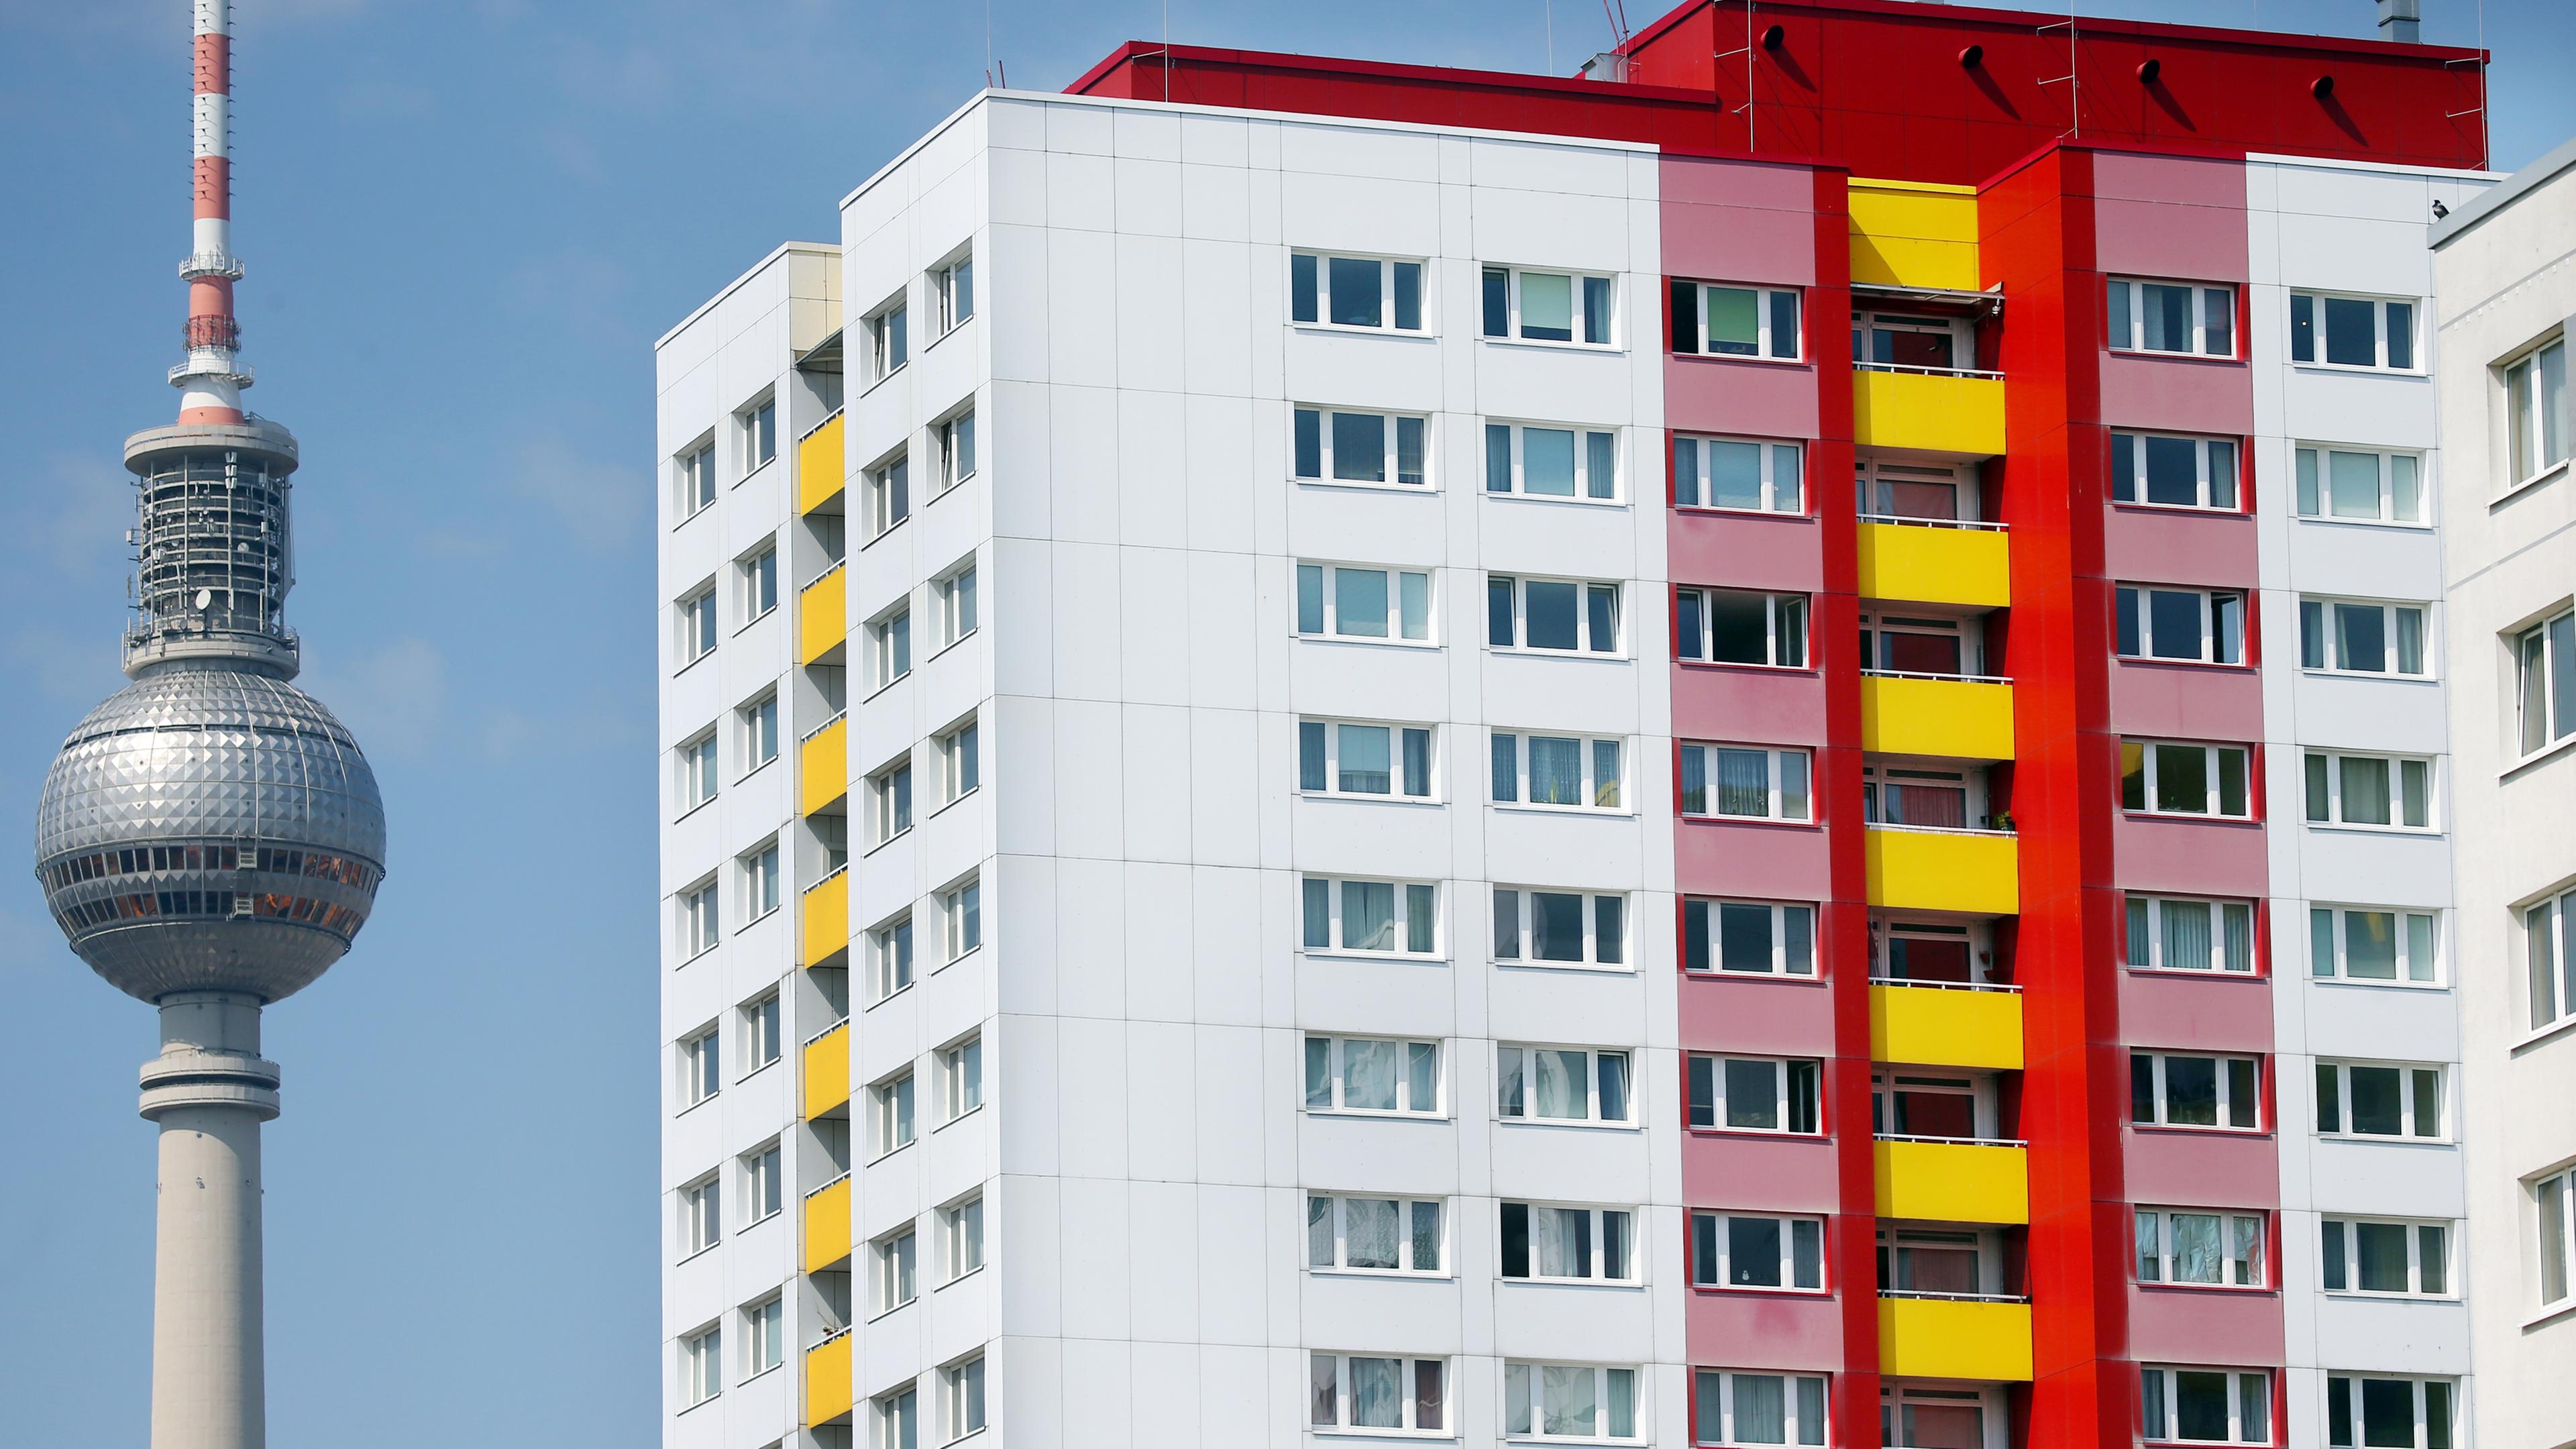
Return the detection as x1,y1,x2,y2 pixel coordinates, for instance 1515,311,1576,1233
0,0,2565,1443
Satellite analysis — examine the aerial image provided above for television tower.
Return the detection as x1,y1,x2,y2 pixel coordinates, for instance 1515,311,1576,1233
32,5,386,1448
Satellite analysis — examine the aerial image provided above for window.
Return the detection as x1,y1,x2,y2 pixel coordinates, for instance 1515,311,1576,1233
1304,1036,1442,1116
1300,876,1440,957
1484,264,1615,345
1505,1362,1640,1442
1679,745,1813,822
940,1356,985,1443
1872,919,1979,983
2126,896,2257,973
1885,1387,1986,1449
2290,290,2416,371
870,604,912,690
938,719,979,804
2536,1169,2575,1310
1301,719,1435,801
680,879,719,959
936,1034,983,1121
869,450,911,536
1309,1353,1446,1434
680,585,718,663
2312,906,2438,985
2140,1367,2270,1446
1854,310,1974,372
737,1295,784,1381
1485,421,1617,500
933,254,974,333
1688,1055,1822,1134
1497,1044,1633,1125
2321,1218,2449,1297
744,994,782,1071
2524,890,2576,1032
1490,731,1623,812
1297,407,1430,487
934,564,978,649
943,1195,985,1281
741,843,781,921
2131,1052,2261,1130
1489,575,1621,654
1865,766,1972,830
2302,751,2432,831
741,547,779,621
682,1026,720,1107
1674,435,1803,513
871,914,915,1000
2297,445,2425,524
1309,1194,1444,1275
682,1175,722,1254
872,1226,918,1313
2118,586,2247,665
2107,278,2236,358
2324,1377,2453,1449
679,731,718,813
867,297,909,380
1291,252,1426,333
941,878,981,961
1872,1073,1978,1140
2506,337,2569,485
819,814,849,874
743,1143,784,1224
1680,588,1809,667
1858,459,1974,521
2314,1061,2444,1140
679,439,717,518
2121,741,2253,818
1695,1370,1827,1447
1690,1212,1825,1291
1674,281,1801,360
682,1324,722,1406
1684,899,1816,975
1296,562,1433,643
739,396,777,472
2298,598,2429,677
1501,1202,1632,1283
740,694,780,771
934,409,975,494
2112,432,2240,511
2517,608,2576,756
870,757,914,844
876,1387,920,1449
1493,888,1627,969
2135,1208,2266,1287
871,1069,917,1157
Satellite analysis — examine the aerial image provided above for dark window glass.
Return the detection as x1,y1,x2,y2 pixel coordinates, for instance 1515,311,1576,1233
1328,256,1381,328
1293,409,1322,478
2325,296,2378,367
1523,581,1579,650
1291,254,1319,323
1392,262,1422,330
1481,267,1509,337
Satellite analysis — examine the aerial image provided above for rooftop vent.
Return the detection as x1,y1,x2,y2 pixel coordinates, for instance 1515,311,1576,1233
2377,0,2422,43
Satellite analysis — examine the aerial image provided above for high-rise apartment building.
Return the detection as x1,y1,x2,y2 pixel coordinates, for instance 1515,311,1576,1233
655,5,2502,1446
2430,139,2576,1449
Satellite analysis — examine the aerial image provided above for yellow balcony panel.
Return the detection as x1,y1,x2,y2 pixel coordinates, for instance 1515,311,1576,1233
1849,178,1981,292
802,868,849,970
1879,1294,2033,1381
800,715,848,816
1859,674,2015,761
1870,982,2025,1071
798,564,847,667
1854,520,2010,610
806,1330,854,1425
1854,368,2006,458
803,1019,849,1120
797,411,846,515
1864,826,2019,916
803,1173,853,1274
1873,1137,2030,1225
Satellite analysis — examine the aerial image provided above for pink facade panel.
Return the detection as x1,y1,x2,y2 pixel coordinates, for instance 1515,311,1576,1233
2128,1286,2287,1366
2103,506,2261,589
1668,511,1825,594
2091,151,2250,283
2118,968,2275,1055
1664,202,1819,288
1684,1289,1845,1373
1659,154,1821,213
1678,973,1836,1057
2124,1126,2281,1210
1667,358,1823,439
2099,353,2256,436
1672,665,1829,747
2108,659,2265,741
2113,814,2271,898
1680,1132,1843,1214
1676,818,1835,898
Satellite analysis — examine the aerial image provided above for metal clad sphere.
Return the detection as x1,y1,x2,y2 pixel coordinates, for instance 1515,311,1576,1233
33,665,386,1003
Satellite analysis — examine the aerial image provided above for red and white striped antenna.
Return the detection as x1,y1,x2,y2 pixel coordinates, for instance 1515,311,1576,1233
175,0,252,425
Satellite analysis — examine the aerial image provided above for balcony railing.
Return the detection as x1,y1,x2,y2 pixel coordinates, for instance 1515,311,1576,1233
1870,979,2025,1071
1860,667,2012,686
1867,975,2021,993
1873,1132,2030,1148
1878,1289,2031,1304
1855,361,2005,381
1856,512,2007,532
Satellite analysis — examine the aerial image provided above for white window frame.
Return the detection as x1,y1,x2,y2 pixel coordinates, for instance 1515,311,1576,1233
871,1225,918,1316
2314,1059,2447,1142
2125,895,2257,975
2131,1051,2263,1132
1300,718,1438,802
2323,1375,2454,1449
1684,898,1817,976
2523,889,2576,1034
2302,750,2434,833
1295,561,1436,645
2106,276,2237,358
2110,431,2240,512
743,1294,785,1380
1679,587,1810,668
1295,405,1433,489
2514,609,2576,759
1858,458,1980,523
1492,886,1629,971
2320,1216,2452,1298
1673,434,1804,513
2133,1207,2267,1288
936,718,979,806
1489,731,1626,814
865,293,909,384
2534,1167,2573,1312
1299,875,1442,959
936,1033,982,1122
678,437,717,519
1303,1035,1444,1117
869,913,916,1002
869,1068,917,1160
869,755,914,846
2139,1366,2272,1446
1488,574,1624,655
2117,585,2247,665
939,1354,986,1443
939,876,981,963
1483,419,1621,502
873,1386,920,1449
2296,443,2428,525
1675,280,1803,360
1496,1043,1635,1127
2504,336,2570,489
1289,250,1429,334
681,1173,722,1256
741,1141,783,1225
1483,264,1617,347
1694,1369,1829,1448
680,584,718,664
867,601,912,694
1690,1210,1827,1291
739,841,781,923
2290,289,2418,373
1679,744,1815,822
738,393,778,474
867,448,912,539
932,251,974,335
681,1322,723,1406
1854,309,1978,373
2311,904,2440,987
2298,596,2432,678
2121,739,2254,819
932,407,975,495
1687,1054,1823,1134
942,1193,985,1282
1499,1201,1636,1284
932,561,977,651
742,993,782,1074
740,546,779,623
678,729,719,816
1307,1193,1446,1277
681,1025,720,1108
1308,1352,1449,1436
1504,1361,1642,1443
739,693,780,774
679,879,719,960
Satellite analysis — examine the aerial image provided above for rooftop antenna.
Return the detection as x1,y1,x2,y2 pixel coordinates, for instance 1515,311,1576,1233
1547,0,1556,74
